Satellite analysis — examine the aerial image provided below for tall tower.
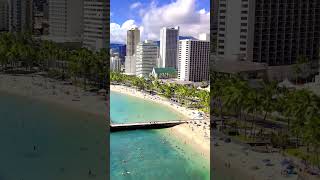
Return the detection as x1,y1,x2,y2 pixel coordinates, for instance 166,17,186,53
9,0,33,32
125,27,140,75
48,0,83,43
83,0,108,51
216,0,320,80
136,40,158,77
0,0,9,32
126,27,140,56
159,27,179,69
178,39,210,82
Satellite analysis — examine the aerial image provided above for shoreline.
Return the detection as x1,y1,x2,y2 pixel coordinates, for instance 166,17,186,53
110,85,210,161
0,74,108,119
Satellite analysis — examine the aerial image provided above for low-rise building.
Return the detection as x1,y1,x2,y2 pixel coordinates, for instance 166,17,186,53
151,67,177,79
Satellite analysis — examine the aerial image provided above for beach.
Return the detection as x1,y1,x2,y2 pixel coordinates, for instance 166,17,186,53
2,73,308,180
0,73,209,159
111,85,210,160
0,73,108,180
211,130,314,180
0,73,108,118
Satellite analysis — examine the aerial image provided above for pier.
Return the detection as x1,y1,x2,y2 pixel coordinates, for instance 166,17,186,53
110,120,190,132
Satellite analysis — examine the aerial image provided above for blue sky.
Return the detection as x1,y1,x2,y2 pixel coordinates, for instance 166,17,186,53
110,0,210,43
111,0,210,24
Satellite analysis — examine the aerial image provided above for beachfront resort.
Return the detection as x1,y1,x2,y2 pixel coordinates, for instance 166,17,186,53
109,10,211,177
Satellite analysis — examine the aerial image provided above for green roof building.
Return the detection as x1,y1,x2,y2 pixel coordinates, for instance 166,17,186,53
151,67,177,79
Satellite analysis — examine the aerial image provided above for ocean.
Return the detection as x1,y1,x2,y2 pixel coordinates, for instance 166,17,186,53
110,91,209,180
0,91,107,180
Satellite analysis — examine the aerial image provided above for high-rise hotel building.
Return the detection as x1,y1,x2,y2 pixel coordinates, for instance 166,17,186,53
0,0,9,32
8,0,33,32
178,40,210,82
48,0,83,43
125,27,140,75
160,27,179,69
83,0,108,51
136,40,158,77
215,0,320,80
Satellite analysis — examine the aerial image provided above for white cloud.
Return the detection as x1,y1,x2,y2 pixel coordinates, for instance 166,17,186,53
110,20,138,43
140,0,210,40
110,0,210,43
130,2,142,9
199,9,206,14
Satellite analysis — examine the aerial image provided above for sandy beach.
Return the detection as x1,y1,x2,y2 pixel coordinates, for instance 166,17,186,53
0,74,108,119
110,85,210,160
211,130,320,180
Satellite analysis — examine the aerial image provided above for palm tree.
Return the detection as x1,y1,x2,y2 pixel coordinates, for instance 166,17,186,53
261,81,277,122
293,55,308,85
197,90,210,113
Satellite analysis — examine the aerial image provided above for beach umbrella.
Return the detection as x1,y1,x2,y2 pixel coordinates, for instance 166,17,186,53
281,159,290,166
265,162,274,167
286,164,295,170
99,89,107,93
224,138,231,143
262,159,270,163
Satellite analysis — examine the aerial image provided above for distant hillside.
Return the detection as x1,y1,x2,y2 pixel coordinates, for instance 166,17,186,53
155,36,197,47
179,36,197,40
110,43,125,48
112,36,197,48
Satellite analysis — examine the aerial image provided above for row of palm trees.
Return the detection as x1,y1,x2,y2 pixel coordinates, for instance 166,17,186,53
211,73,320,166
110,71,210,113
0,32,109,89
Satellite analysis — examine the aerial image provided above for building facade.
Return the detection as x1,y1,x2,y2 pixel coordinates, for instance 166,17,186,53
0,0,9,31
178,40,210,82
8,0,33,32
199,33,210,41
136,40,158,77
126,27,140,56
160,27,179,69
215,0,320,80
83,0,108,51
111,56,121,72
48,0,83,43
125,28,140,75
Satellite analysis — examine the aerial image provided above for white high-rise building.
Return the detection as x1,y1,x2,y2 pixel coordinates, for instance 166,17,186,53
136,40,158,77
199,33,210,41
8,0,33,32
214,0,320,81
178,39,210,82
125,28,140,75
111,56,121,72
160,27,179,68
0,0,9,31
48,0,83,43
83,0,108,51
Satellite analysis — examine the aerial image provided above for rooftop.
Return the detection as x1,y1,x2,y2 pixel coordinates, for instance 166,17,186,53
213,60,267,74
153,67,176,74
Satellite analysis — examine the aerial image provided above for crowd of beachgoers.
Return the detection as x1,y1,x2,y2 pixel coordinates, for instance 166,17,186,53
111,85,210,160
211,74,320,180
0,73,108,118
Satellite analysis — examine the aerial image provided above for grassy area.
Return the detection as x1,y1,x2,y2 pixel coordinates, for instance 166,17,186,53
285,148,320,166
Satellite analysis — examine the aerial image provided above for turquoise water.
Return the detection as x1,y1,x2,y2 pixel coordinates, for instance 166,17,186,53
110,91,185,123
0,92,107,180
110,91,209,180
